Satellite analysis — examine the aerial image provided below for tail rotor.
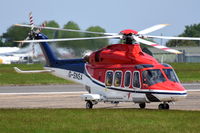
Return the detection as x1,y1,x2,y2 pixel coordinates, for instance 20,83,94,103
29,12,34,31
18,12,35,47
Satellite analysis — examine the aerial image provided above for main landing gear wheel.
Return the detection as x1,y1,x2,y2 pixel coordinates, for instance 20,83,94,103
158,103,169,110
86,101,93,109
139,103,146,109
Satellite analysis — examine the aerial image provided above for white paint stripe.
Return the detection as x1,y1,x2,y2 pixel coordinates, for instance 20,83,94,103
183,83,200,86
187,89,200,92
154,45,167,49
0,91,87,95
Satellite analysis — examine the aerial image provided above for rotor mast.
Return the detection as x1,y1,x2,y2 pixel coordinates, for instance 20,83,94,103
120,29,138,44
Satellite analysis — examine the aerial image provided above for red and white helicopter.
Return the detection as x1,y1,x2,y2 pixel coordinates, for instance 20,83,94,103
14,13,200,109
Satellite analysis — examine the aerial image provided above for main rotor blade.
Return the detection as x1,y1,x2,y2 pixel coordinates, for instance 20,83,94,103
138,24,170,35
133,36,182,54
15,35,122,43
147,35,200,40
19,36,30,47
14,24,117,36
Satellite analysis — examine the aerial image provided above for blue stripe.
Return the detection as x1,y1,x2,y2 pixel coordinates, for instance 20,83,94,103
85,72,187,96
55,59,85,73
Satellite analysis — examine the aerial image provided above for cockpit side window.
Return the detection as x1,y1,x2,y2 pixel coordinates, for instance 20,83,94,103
163,69,179,82
105,71,113,86
142,69,166,86
114,71,122,87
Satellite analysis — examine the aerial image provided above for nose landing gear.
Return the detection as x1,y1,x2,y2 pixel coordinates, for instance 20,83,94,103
158,102,169,110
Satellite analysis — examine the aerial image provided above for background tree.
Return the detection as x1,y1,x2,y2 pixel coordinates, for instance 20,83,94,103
2,25,30,47
166,23,200,47
84,26,109,50
58,21,82,53
41,20,59,39
0,36,5,47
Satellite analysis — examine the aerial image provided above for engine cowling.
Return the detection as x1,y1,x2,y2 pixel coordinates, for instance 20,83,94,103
87,44,158,65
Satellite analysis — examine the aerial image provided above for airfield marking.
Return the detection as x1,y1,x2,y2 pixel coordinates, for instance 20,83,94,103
187,89,200,92
183,83,200,86
0,91,87,95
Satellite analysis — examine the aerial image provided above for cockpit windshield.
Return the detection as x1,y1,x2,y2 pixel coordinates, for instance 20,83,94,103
163,69,179,82
142,69,166,86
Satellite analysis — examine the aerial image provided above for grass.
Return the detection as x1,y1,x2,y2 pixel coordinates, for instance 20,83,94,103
0,64,73,85
170,63,200,82
0,63,200,85
0,64,199,132
0,109,199,133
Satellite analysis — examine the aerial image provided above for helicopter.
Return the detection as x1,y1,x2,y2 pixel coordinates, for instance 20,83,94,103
14,13,200,109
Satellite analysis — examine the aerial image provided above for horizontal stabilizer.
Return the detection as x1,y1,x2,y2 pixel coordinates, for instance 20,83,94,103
14,67,54,74
187,89,200,92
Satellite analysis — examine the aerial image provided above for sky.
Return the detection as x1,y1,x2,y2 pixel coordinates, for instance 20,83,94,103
1,0,200,44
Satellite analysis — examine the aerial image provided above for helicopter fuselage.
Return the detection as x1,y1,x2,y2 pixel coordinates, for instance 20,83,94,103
39,35,187,109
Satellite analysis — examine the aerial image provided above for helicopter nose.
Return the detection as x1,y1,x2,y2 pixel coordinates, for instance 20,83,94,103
148,81,187,102
164,82,187,101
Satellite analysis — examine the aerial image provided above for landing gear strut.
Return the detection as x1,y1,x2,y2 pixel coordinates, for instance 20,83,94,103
158,103,169,110
139,103,146,109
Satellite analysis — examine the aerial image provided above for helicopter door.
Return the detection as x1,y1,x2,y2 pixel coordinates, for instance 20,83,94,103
133,71,141,90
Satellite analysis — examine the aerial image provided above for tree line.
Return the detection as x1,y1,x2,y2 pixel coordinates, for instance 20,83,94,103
0,20,109,55
1,21,200,52
166,23,200,47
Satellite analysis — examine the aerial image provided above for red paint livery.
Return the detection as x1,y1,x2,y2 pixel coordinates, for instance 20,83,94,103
86,43,185,93
88,44,158,65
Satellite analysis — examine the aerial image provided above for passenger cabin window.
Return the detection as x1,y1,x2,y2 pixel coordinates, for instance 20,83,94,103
124,71,131,87
105,71,113,86
133,72,140,88
163,69,179,82
114,71,122,87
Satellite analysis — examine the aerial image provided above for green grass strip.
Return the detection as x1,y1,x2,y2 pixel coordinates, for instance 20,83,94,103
0,64,73,85
0,109,199,133
0,63,200,85
171,63,200,83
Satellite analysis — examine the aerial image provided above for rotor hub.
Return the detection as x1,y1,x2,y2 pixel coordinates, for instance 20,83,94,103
120,29,138,44
120,29,138,35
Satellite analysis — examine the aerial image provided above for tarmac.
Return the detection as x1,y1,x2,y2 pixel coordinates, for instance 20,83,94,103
0,84,200,110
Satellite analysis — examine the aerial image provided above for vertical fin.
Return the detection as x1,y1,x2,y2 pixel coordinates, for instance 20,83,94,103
35,33,58,66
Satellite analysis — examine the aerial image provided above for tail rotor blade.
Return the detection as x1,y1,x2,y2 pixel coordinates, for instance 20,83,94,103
37,21,47,33
18,36,30,47
29,12,34,30
18,12,36,47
